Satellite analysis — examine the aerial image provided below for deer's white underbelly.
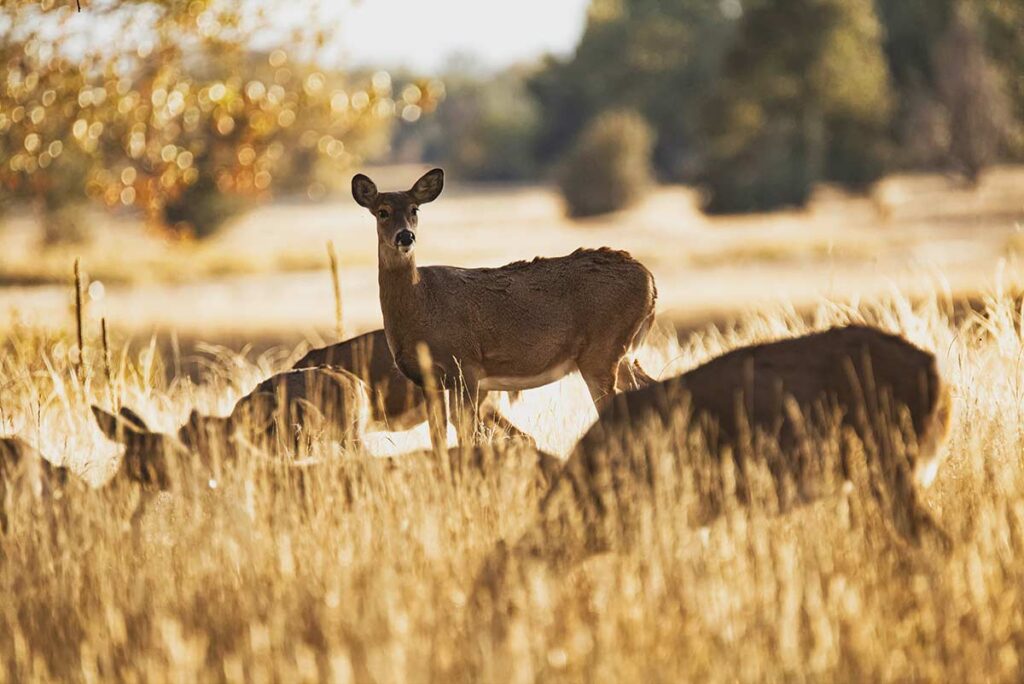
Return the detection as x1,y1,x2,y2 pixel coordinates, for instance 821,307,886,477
478,359,577,391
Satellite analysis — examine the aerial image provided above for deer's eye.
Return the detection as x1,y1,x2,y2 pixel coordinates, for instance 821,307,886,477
411,207,419,216
377,209,390,220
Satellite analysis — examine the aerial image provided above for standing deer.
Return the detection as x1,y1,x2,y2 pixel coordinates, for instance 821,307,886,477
292,328,533,441
351,168,657,445
477,326,953,608
92,366,368,489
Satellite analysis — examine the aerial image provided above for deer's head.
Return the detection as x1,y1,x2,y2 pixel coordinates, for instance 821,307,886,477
92,405,187,490
352,168,444,261
177,409,234,457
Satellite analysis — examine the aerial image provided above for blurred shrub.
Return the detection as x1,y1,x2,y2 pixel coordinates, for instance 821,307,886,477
450,110,538,182
558,110,653,218
161,174,246,239
0,1,439,239
702,113,823,215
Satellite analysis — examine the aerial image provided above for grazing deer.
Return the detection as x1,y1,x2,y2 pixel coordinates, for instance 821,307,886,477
478,326,953,606
351,168,658,445
292,329,422,429
0,436,77,533
292,328,533,441
92,367,368,489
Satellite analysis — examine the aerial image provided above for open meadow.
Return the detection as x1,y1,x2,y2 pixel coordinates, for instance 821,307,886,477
2,165,1024,680
4,162,1024,679
3,284,1024,681
4,0,1024,678
2,165,1023,350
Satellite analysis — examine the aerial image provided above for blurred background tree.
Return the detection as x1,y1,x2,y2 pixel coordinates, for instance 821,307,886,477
0,0,438,239
519,0,1023,215
528,0,739,183
391,61,540,182
700,0,893,213
3,0,1022,227
876,0,1021,178
932,3,1014,184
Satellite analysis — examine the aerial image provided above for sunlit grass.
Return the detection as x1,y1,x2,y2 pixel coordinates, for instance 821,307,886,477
3,283,1024,681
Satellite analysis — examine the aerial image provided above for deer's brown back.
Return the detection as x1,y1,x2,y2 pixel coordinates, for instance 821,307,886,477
479,327,951,600
390,248,656,381
234,367,367,446
546,325,949,548
584,325,942,451
292,329,422,425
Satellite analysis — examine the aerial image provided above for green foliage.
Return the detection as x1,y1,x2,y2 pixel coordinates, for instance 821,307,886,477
702,111,824,214
530,0,738,182
980,0,1024,157
528,0,1022,213
933,4,1014,183
875,0,1022,170
701,0,893,213
558,110,654,218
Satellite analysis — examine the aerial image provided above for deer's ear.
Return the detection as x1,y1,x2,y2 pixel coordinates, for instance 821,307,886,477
351,174,378,208
92,406,119,440
92,405,142,443
410,168,444,204
118,406,149,431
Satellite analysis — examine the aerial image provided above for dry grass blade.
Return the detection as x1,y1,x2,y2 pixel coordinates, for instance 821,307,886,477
417,341,449,467
72,258,86,384
327,240,344,340
101,317,115,410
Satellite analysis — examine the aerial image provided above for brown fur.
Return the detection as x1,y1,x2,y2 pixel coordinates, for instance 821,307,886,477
479,326,953,607
293,329,422,429
0,436,75,533
352,168,657,446
92,367,368,489
578,325,950,472
292,328,533,441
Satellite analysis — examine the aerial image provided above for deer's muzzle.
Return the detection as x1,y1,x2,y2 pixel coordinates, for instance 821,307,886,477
395,230,416,251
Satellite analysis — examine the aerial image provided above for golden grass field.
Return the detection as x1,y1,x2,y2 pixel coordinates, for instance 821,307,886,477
3,287,1024,682
1,167,1024,681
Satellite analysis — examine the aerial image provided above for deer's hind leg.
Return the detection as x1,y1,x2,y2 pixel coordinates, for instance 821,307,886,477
479,400,536,448
578,339,633,412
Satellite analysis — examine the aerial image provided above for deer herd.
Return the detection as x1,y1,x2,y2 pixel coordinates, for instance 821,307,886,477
3,169,955,571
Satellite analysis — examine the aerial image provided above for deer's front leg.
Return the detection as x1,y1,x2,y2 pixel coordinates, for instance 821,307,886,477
449,370,482,448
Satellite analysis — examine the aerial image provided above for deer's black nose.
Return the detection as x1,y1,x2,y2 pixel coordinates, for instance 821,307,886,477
395,230,415,247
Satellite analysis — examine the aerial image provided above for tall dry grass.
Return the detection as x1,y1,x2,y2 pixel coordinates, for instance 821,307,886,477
1,283,1023,682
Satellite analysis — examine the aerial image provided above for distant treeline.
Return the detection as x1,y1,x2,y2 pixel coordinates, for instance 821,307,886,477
393,0,1023,214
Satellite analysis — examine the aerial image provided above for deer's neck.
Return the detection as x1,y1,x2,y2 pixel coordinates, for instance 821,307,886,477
377,246,421,331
